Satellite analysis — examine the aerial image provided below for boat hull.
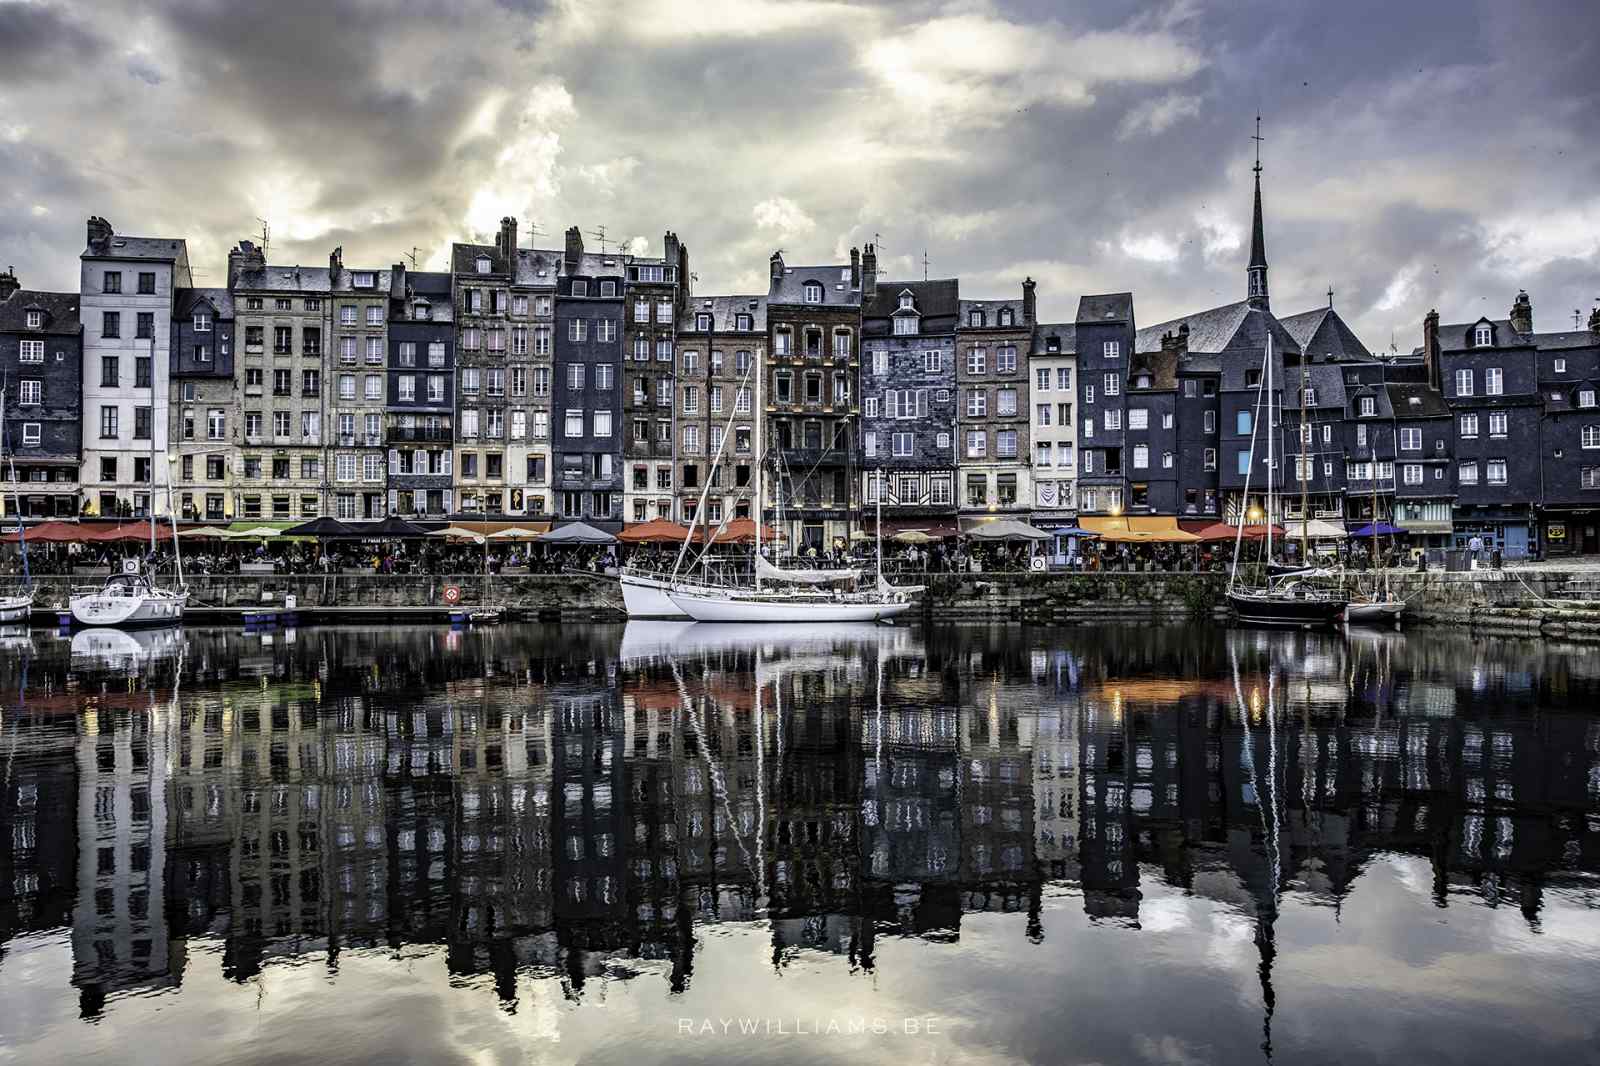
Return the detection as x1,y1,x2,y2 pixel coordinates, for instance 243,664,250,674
620,572,689,619
0,594,32,623
1227,590,1347,628
667,590,915,624
68,591,187,628
1345,600,1405,624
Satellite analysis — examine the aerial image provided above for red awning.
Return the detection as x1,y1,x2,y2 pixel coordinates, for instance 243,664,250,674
0,520,90,543
616,518,701,544
707,518,783,544
1181,521,1284,542
87,522,176,543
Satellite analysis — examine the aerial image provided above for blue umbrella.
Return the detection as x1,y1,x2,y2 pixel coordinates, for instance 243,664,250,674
1349,522,1404,537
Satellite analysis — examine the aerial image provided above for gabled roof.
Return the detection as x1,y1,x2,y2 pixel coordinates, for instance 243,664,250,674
959,297,1027,330
1136,300,1302,358
175,286,233,318
1385,382,1449,418
569,252,624,278
1529,329,1600,352
769,264,861,308
399,271,455,324
1347,380,1395,418
681,295,767,333
82,235,187,261
1076,292,1133,325
1029,322,1077,356
864,279,959,334
330,266,393,293
0,290,79,334
233,264,332,293
1291,363,1350,410
1434,317,1532,352
1277,305,1373,363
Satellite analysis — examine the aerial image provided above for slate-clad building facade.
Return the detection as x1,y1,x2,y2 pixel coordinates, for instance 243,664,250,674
170,287,234,522
387,268,455,517
862,269,958,527
622,232,687,527
552,228,625,529
1074,293,1136,516
0,273,80,517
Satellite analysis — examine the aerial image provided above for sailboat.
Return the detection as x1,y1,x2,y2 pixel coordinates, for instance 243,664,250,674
666,356,918,624
0,389,35,623
1345,425,1406,625
1226,325,1347,627
70,401,188,628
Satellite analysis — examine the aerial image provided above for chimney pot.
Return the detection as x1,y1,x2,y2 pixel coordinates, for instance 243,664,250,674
1022,276,1037,325
1510,289,1533,334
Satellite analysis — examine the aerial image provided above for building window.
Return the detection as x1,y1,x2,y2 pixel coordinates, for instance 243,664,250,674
1487,459,1507,484
1035,403,1051,426
18,340,43,364
894,316,918,336
892,432,914,458
1474,324,1492,347
803,282,823,304
1485,367,1504,396
1128,408,1147,430
967,349,986,375
996,429,1017,458
1359,396,1375,416
1455,369,1473,396
18,380,41,406
966,390,987,417
101,311,120,338
1400,427,1421,451
1582,425,1600,449
1489,411,1508,437
1458,461,1479,485
1403,463,1423,485
966,431,986,458
1459,413,1478,437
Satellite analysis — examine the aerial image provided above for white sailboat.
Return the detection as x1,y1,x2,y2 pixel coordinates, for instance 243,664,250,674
70,421,187,629
666,364,919,624
0,389,36,623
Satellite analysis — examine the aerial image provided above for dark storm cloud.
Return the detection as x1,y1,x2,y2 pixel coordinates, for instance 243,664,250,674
0,0,1595,349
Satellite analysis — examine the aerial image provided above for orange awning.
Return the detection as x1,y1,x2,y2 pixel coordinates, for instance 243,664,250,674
617,518,701,544
1079,516,1200,543
707,518,783,544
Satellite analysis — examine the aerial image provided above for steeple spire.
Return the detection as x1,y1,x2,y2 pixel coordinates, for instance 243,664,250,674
1248,115,1269,308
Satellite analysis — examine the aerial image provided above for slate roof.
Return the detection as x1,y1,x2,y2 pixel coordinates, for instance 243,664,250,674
571,252,625,278
1385,382,1449,418
1277,306,1374,363
513,248,563,287
1529,329,1600,352
452,242,508,276
769,263,861,308
1076,292,1133,325
1128,348,1179,390
1136,300,1303,358
1432,317,1531,352
864,279,959,335
82,235,187,261
0,289,79,335
401,271,455,324
1346,380,1395,418
233,265,332,293
175,286,234,319
1029,322,1077,356
681,295,767,334
959,297,1026,329
331,266,393,293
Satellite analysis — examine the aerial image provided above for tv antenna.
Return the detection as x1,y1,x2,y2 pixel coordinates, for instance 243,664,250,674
406,247,422,270
586,225,610,255
256,217,270,260
922,250,930,281
524,220,547,245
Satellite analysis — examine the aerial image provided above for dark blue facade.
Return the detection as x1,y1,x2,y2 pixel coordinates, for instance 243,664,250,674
552,263,625,528
0,284,82,517
1074,294,1134,515
388,270,455,515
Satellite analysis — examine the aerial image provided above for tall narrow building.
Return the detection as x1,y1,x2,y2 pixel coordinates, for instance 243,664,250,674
764,250,862,550
552,227,625,529
622,232,688,526
508,241,563,517
386,267,456,517
956,280,1034,524
676,294,764,526
79,217,191,518
0,271,81,518
169,286,234,522
327,251,392,519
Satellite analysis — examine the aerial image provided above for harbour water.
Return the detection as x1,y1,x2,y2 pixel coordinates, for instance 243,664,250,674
0,622,1597,1065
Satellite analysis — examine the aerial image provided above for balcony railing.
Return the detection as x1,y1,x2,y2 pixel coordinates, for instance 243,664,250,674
387,426,453,443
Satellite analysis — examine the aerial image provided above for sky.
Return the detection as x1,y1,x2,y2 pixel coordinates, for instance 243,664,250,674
2,0,1598,347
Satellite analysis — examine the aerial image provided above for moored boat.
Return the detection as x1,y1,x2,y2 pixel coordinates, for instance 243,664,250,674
1228,586,1348,627
69,566,187,628
667,586,915,624
1345,598,1405,624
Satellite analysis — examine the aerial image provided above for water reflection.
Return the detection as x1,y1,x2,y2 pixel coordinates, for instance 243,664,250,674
0,623,1597,1058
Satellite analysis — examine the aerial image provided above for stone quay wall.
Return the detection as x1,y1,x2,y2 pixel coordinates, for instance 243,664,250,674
20,567,1600,633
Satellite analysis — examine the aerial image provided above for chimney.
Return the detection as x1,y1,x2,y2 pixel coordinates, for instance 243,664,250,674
1022,277,1037,325
498,216,518,260
1510,289,1533,334
663,230,680,275
861,243,877,299
329,245,344,279
0,266,18,301
849,246,860,290
228,241,264,289
85,216,113,250
1423,309,1441,391
564,226,584,273
1589,307,1600,335
769,250,785,282
390,263,407,300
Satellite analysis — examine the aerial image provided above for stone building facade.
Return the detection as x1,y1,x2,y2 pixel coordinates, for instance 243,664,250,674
622,233,687,526
386,267,455,517
507,243,562,517
675,295,763,527
169,287,234,522
327,252,392,520
1028,324,1077,530
956,283,1034,520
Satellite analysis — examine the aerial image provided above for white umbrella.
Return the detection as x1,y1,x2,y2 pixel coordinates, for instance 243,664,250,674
226,525,285,540
488,526,545,541
427,525,487,544
178,525,233,539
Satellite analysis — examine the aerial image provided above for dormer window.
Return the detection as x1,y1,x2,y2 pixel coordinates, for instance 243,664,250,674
696,313,712,331
736,314,752,331
999,308,1014,327
600,280,617,297
898,293,914,310
25,310,42,329
475,255,491,274
1302,387,1316,406
803,281,824,304
1473,323,1492,347
893,315,918,336
413,300,431,320
1359,396,1376,416
1580,388,1597,409
968,310,984,327
193,312,212,332
1555,358,1567,374
353,271,375,288
1134,374,1151,389
572,280,588,297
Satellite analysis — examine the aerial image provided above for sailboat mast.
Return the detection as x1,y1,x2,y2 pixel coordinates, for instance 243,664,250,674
1265,332,1274,565
1372,425,1382,595
754,342,764,592
1298,355,1309,560
1,388,26,587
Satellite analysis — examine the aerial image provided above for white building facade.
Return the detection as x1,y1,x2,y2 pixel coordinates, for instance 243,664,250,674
1029,325,1078,550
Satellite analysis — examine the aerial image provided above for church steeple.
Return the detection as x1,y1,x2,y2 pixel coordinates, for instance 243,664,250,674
1247,115,1269,309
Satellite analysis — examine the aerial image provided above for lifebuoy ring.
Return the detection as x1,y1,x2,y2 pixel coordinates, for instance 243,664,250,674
443,585,462,605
